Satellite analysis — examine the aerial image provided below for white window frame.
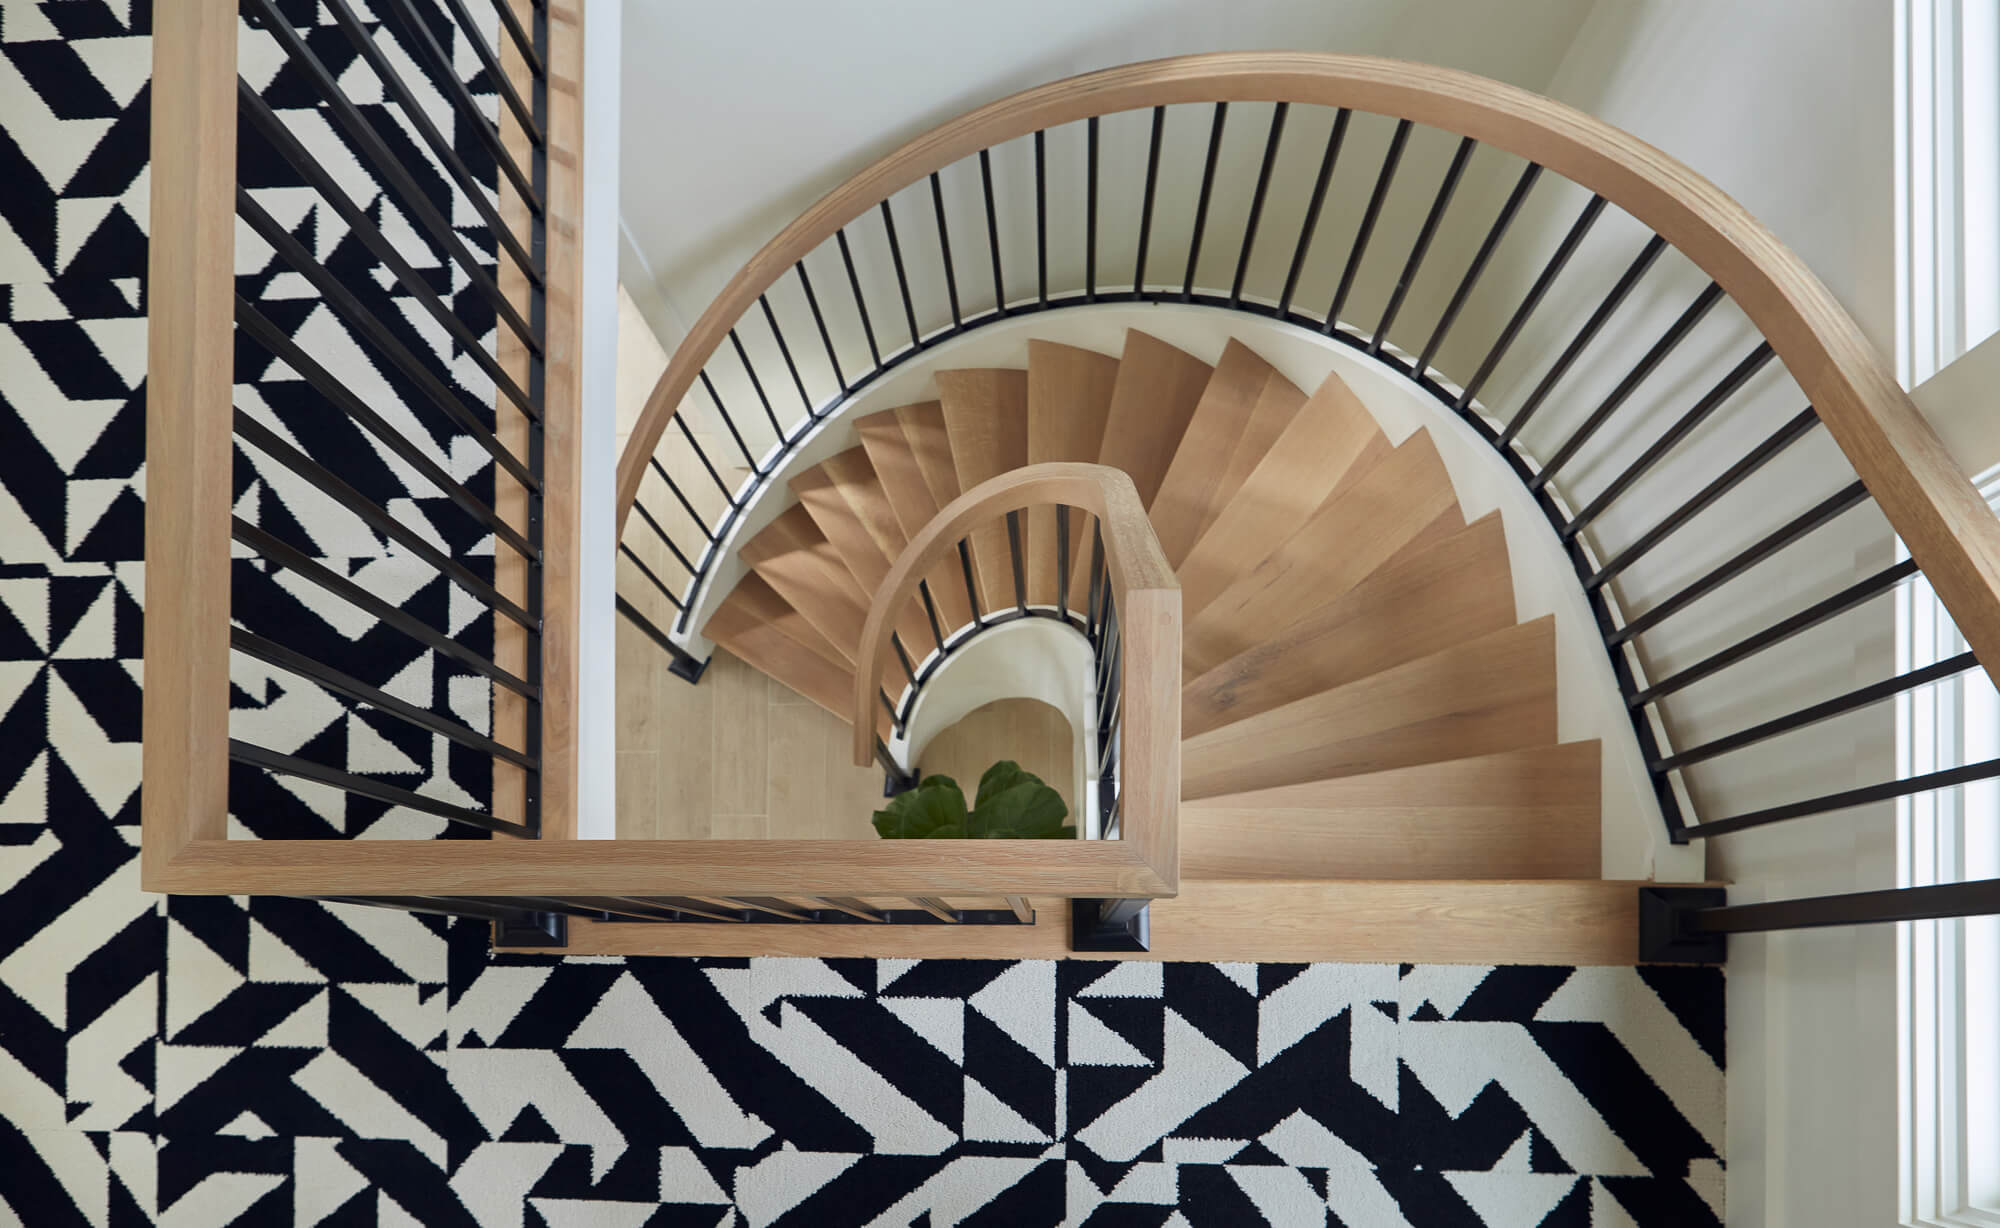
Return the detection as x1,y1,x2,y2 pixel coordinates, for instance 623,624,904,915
1897,0,2000,387
1899,464,2000,1228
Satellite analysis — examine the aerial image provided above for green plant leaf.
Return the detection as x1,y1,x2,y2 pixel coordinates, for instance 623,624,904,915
871,775,968,838
970,767,1069,839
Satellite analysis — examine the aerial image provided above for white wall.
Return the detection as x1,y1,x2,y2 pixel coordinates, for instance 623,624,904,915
1539,4,1904,1224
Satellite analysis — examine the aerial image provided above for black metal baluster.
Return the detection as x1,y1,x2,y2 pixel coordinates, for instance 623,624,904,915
1278,108,1350,319
1133,106,1165,296
647,457,711,538
231,740,530,836
1455,195,1606,412
794,262,846,395
757,294,812,415
1586,407,1820,591
1229,102,1289,309
373,0,540,205
1006,510,1028,614
836,229,883,368
891,633,917,687
1562,343,1775,536
1056,505,1072,619
727,328,785,438
1034,130,1048,306
1325,118,1413,333
1689,759,2000,839
698,371,761,471
618,543,683,612
431,0,540,138
958,539,984,627
879,200,922,347
1417,163,1540,374
918,581,946,653
929,172,962,327
979,149,1006,315
1086,526,1107,644
1182,102,1230,301
1496,235,1668,445
628,498,699,577
674,406,736,499
1086,116,1100,302
1528,282,1725,488
1370,136,1475,356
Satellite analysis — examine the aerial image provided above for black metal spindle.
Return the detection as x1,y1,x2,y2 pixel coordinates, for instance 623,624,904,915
1455,195,1606,412
231,739,531,836
673,408,736,500
1034,129,1049,306
616,596,706,682
979,149,1006,315
1324,118,1413,332
1676,878,2000,935
1182,102,1230,301
1133,107,1165,295
958,539,984,627
1607,481,1870,647
646,457,711,538
1086,117,1100,302
891,633,917,686
1278,108,1350,318
618,543,684,612
793,263,846,395
1656,651,1981,772
1086,526,1107,644
1687,758,2000,839
1586,406,1821,591
928,172,963,327
373,0,540,204
1562,343,1776,536
1528,282,1725,488
1230,102,1290,309
918,581,946,653
1496,235,1668,444
629,498,699,576
835,229,883,367
879,200,922,346
484,0,544,75
1418,163,1540,373
727,328,785,437
1006,510,1028,614
697,371,761,471
1370,135,1475,355
757,294,812,414
430,0,541,139
1056,505,1072,619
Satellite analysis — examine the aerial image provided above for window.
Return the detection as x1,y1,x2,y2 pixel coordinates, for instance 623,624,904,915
1899,465,2000,1227
1897,0,2000,386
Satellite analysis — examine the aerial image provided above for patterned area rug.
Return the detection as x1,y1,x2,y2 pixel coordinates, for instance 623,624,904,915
0,1,1725,1222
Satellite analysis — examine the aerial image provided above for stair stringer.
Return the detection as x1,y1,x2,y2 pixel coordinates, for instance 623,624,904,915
654,303,1699,884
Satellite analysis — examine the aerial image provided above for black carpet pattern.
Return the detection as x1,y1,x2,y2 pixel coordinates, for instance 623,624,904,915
0,1,1726,1222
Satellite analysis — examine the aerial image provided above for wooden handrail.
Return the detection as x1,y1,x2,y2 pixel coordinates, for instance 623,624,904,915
853,464,1180,887
614,50,2000,689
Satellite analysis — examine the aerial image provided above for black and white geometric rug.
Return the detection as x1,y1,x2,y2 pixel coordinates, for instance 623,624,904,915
0,1,1726,1222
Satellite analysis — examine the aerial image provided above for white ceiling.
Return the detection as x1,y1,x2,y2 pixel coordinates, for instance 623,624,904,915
616,0,1599,348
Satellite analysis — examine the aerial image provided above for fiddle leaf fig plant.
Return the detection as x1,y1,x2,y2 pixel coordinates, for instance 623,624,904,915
872,760,1074,839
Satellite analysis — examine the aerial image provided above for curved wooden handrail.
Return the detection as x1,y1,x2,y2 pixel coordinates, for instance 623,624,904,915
616,50,2000,683
853,464,1180,880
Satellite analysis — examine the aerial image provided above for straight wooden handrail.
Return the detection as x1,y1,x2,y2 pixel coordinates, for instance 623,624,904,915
853,464,1180,890
614,51,2000,690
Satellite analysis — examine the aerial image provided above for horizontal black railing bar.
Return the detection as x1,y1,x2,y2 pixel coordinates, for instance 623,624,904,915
1418,161,1541,374
235,191,541,492
619,542,686,611
321,896,553,923
234,300,538,560
1496,231,1663,444
241,0,538,345
235,518,540,697
1685,756,2000,839
235,82,545,400
1455,193,1605,412
1684,878,2000,934
1584,405,1822,591
373,0,543,207
1371,134,1474,354
1654,650,1982,773
231,627,535,769
1607,480,1871,648
1528,280,1724,488
481,0,544,78
432,0,542,141
588,905,1031,927
1628,558,1921,708
321,0,543,280
232,412,537,629
230,738,534,837
1561,342,1776,538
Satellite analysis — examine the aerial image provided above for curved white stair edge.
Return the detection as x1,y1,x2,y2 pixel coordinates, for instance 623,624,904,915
653,302,1701,883
892,618,1102,839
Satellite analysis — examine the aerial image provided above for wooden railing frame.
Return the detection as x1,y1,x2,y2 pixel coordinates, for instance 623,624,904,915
852,463,1182,892
141,0,585,889
613,51,2000,693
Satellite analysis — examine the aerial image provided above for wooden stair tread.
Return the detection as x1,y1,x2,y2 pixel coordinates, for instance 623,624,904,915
1182,512,1515,738
738,504,872,663
545,878,1680,966
1027,340,1119,605
706,575,873,728
791,451,938,653
1176,366,1387,626
855,408,976,630
1149,340,1304,569
1183,429,1460,678
1182,742,1602,880
1095,330,1212,509
938,369,1029,610
1181,616,1558,799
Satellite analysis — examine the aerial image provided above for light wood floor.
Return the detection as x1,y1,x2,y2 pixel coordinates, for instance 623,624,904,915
616,616,1075,839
